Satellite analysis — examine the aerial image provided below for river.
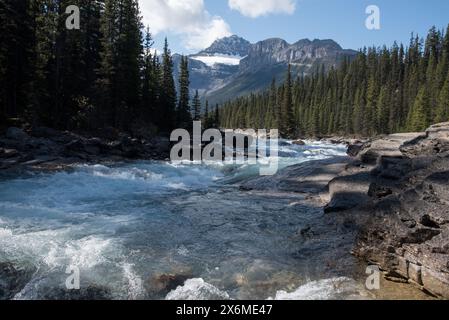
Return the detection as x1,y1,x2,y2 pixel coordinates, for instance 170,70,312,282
0,141,379,300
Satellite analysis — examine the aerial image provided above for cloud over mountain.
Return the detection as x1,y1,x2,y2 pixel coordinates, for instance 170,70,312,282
228,0,296,18
139,0,231,50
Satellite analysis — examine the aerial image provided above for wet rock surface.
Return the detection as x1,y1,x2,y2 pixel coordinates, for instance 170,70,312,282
35,286,112,300
0,262,36,300
330,123,449,298
240,156,350,195
0,127,171,173
146,273,193,298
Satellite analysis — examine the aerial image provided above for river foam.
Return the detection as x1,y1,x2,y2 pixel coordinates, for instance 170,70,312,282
0,140,356,300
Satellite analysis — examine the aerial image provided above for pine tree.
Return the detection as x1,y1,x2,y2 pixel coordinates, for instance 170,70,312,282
0,0,35,123
268,77,278,129
214,105,220,128
177,56,192,129
281,65,296,138
141,26,156,125
115,0,143,129
203,100,210,128
408,86,431,131
435,73,449,123
97,0,118,127
376,86,390,133
192,90,201,121
160,38,177,132
98,0,144,129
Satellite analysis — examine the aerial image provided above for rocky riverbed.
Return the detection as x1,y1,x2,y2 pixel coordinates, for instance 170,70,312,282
1,123,448,300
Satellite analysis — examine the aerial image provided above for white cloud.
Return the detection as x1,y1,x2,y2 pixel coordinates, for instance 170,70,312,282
228,0,296,18
139,0,232,51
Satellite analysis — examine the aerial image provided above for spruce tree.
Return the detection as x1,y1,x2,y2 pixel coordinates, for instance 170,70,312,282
160,38,177,132
0,0,35,123
214,105,220,128
435,73,449,123
192,90,201,121
141,26,156,125
408,86,431,131
281,65,295,138
203,100,210,128
268,77,278,129
177,56,192,129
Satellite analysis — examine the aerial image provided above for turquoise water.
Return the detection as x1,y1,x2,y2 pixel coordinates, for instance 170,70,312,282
0,141,367,300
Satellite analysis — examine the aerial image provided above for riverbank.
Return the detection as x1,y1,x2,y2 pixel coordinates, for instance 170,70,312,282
300,123,449,299
0,127,171,174
1,124,448,300
242,122,449,299
347,123,449,299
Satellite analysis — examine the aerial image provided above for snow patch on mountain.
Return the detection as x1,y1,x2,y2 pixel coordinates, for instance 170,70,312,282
190,54,246,67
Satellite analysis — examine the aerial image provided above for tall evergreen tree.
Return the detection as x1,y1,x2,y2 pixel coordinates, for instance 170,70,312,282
177,56,191,129
408,86,431,131
159,38,177,132
214,105,220,128
192,90,201,121
0,0,36,123
435,72,449,123
281,65,296,138
268,77,278,129
203,100,210,128
141,26,156,125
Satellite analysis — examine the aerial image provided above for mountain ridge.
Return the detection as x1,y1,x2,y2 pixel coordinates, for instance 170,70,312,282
173,35,358,106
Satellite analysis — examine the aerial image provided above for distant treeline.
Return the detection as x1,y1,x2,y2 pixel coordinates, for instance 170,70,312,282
219,25,449,138
0,0,218,135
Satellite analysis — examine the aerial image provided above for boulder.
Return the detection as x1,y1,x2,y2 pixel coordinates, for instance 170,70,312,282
401,122,449,157
240,157,350,194
426,122,449,142
347,143,364,157
37,285,112,300
165,278,230,300
292,140,306,146
30,126,61,139
146,273,192,298
0,148,19,159
324,172,371,213
5,127,29,141
358,132,425,164
0,262,36,300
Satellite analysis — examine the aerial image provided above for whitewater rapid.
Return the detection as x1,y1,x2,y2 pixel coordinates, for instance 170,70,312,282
0,140,368,300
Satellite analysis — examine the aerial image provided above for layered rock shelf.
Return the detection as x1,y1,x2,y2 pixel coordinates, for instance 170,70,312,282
319,123,449,298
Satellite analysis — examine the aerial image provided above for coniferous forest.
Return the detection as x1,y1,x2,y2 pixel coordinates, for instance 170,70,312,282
0,0,216,136
220,26,449,138
1,1,448,139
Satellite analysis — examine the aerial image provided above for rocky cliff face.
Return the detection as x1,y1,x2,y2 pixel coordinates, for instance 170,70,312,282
240,38,354,71
173,35,356,104
197,35,251,57
325,123,449,298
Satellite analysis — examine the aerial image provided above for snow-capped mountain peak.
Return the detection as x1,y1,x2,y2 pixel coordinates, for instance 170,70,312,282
175,35,356,105
197,35,251,57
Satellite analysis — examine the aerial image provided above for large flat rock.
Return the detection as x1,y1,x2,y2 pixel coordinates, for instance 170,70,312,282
346,122,449,298
240,157,350,194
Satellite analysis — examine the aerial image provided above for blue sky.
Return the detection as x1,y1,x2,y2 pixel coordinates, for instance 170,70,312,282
139,0,449,54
